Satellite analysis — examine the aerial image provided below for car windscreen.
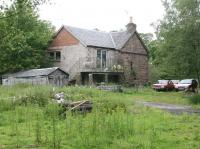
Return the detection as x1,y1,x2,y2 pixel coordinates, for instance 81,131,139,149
158,80,168,84
179,79,192,84
171,80,179,84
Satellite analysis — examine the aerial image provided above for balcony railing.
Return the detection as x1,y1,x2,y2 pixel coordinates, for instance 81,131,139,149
69,57,124,76
80,57,124,72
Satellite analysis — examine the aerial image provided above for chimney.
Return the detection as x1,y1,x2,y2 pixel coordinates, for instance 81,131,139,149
126,16,136,33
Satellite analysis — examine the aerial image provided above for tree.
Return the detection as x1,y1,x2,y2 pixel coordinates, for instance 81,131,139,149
139,33,159,64
155,0,200,83
0,0,54,75
139,33,161,83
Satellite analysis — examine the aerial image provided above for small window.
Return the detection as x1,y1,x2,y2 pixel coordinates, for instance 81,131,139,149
97,50,101,59
56,52,61,61
48,51,61,62
49,52,54,60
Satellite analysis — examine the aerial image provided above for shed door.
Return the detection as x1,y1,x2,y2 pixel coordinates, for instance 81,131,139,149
49,76,54,85
49,75,65,87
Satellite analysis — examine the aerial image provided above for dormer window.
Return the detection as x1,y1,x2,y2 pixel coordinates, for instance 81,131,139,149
48,51,61,62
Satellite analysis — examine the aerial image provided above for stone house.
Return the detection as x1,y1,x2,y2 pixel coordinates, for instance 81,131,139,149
47,18,148,85
2,67,69,87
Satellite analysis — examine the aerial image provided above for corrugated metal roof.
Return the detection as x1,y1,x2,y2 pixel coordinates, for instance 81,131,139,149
64,25,134,49
3,67,68,78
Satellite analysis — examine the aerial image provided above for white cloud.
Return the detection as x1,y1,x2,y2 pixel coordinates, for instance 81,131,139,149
39,0,164,33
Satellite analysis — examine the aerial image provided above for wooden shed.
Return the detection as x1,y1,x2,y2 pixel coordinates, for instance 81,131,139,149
2,67,69,87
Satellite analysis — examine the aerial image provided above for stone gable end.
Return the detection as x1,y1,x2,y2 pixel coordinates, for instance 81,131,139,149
49,28,79,47
119,33,148,85
122,33,147,55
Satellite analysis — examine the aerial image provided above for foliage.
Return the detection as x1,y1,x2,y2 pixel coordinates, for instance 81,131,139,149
0,0,54,75
154,0,200,81
0,85,200,148
17,88,51,106
149,63,160,83
129,68,137,77
139,33,159,64
139,33,160,83
189,94,200,105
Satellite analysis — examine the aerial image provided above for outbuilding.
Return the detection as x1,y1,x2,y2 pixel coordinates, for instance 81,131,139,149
2,67,69,87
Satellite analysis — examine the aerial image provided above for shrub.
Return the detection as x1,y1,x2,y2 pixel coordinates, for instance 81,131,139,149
189,94,200,105
96,99,128,114
44,103,64,119
17,89,51,106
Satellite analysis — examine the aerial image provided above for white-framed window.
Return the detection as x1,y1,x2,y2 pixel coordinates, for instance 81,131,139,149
97,50,107,68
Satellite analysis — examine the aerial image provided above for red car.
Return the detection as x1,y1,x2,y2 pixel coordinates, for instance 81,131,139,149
153,80,175,91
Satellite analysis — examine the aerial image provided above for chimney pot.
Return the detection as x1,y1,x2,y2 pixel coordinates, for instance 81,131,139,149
126,16,136,33
129,16,133,23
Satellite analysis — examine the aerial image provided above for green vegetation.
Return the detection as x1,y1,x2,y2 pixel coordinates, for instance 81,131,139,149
0,0,54,75
140,0,200,83
0,85,200,148
189,94,200,105
156,0,200,82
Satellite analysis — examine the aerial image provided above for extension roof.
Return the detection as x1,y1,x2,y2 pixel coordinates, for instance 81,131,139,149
3,67,69,78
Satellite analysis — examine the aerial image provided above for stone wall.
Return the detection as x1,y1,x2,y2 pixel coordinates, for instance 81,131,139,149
119,33,148,85
47,27,148,85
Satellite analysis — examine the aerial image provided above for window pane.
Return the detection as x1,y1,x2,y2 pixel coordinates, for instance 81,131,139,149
97,50,101,68
102,51,106,68
97,50,101,59
49,52,54,60
56,52,61,61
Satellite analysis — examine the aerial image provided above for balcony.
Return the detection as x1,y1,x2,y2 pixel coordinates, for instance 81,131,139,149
70,57,124,74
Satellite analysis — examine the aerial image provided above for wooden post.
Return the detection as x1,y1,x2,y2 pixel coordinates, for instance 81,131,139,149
89,73,93,86
75,73,82,85
105,74,108,83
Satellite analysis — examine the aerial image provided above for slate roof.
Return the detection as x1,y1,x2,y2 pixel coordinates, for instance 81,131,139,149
64,26,134,49
110,31,133,49
3,67,68,78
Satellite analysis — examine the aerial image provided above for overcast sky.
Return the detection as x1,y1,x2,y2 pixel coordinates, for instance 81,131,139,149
39,0,165,34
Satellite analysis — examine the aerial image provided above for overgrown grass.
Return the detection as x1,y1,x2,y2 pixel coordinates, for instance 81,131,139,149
0,85,200,148
189,94,200,105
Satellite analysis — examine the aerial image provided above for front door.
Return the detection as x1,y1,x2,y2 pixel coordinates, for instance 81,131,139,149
97,50,107,69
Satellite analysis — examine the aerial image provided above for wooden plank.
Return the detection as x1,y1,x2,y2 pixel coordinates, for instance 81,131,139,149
69,100,87,111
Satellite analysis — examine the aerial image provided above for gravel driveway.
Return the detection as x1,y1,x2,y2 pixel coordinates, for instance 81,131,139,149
137,101,200,115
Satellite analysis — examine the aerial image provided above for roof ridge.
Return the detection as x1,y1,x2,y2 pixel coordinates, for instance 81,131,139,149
110,30,126,34
64,25,108,34
109,33,116,49
24,67,58,71
2,67,60,77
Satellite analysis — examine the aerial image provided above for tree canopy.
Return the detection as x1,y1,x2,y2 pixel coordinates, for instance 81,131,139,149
152,0,200,83
0,0,54,75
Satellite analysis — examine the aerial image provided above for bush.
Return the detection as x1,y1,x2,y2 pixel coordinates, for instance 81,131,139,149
0,99,16,112
189,94,200,105
17,88,51,106
96,99,128,114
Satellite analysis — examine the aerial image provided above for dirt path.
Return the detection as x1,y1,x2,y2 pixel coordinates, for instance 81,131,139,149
136,101,200,115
